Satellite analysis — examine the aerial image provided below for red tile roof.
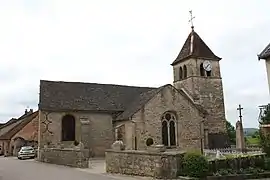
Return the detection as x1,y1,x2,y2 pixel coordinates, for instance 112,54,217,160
0,111,38,140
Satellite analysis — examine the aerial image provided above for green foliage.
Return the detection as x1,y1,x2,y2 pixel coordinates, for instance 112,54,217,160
259,129,270,157
182,151,209,178
259,104,270,157
246,136,260,145
209,155,267,177
252,130,260,138
265,158,270,170
226,120,236,144
260,104,270,125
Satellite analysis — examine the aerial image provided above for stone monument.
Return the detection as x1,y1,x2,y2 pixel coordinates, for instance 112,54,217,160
236,104,246,152
236,120,245,152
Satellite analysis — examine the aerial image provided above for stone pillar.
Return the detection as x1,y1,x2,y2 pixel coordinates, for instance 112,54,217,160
236,120,246,152
80,117,91,157
204,128,209,149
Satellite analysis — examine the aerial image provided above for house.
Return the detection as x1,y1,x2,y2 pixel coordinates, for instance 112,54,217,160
0,110,38,156
258,42,270,93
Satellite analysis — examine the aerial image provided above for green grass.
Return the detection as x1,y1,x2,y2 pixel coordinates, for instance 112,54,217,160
246,136,260,145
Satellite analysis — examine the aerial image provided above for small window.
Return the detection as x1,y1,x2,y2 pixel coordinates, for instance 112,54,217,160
183,65,187,78
179,67,183,80
146,138,154,146
200,63,205,76
206,70,211,77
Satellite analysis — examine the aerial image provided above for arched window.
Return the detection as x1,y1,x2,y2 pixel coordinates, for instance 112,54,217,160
200,63,205,76
169,121,176,146
162,121,168,146
206,70,211,77
179,67,183,80
183,65,187,78
62,114,76,141
161,112,177,147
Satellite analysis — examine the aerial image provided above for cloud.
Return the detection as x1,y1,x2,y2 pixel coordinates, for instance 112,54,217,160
0,0,269,128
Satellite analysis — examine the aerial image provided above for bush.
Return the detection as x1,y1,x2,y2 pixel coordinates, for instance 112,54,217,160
265,158,270,170
181,151,209,178
259,129,270,157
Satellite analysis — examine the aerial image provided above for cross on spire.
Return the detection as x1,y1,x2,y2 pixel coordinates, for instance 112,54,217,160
237,104,244,123
189,10,195,30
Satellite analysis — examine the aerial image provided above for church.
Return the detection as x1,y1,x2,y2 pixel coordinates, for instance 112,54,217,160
38,26,228,158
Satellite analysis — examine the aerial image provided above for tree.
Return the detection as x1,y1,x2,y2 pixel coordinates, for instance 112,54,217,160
226,120,236,145
259,103,270,156
252,130,259,138
260,104,270,125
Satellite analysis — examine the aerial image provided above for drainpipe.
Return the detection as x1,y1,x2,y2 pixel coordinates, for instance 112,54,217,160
200,118,205,155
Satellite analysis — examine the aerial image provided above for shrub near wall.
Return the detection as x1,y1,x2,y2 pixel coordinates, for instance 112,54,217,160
180,151,209,178
179,153,268,179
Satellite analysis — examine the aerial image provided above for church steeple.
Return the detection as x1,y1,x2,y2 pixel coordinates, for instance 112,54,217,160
171,11,221,66
171,30,221,66
171,12,227,142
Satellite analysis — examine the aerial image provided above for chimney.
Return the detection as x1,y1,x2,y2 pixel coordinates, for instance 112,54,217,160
29,109,33,113
25,109,28,115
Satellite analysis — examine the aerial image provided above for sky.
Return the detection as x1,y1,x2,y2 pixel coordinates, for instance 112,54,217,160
0,0,269,128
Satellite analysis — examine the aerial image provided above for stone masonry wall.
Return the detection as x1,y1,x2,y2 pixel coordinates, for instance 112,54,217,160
106,149,183,179
131,85,204,150
38,110,114,157
173,58,227,134
39,148,89,168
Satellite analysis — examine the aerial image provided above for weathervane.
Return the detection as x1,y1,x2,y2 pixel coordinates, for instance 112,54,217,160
189,10,195,29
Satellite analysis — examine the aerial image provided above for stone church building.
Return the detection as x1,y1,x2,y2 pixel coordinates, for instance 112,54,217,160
38,27,228,158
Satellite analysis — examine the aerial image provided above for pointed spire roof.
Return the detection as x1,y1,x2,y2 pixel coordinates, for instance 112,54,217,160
171,28,221,65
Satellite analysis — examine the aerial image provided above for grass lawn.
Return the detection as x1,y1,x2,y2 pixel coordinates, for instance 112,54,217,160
246,136,260,145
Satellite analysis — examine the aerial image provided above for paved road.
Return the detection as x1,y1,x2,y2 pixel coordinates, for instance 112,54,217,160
0,157,148,180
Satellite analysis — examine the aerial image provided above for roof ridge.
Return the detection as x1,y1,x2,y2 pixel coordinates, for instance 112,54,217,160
116,86,164,120
0,111,38,140
40,80,158,89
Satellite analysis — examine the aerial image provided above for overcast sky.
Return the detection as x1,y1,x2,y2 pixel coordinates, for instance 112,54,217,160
0,0,269,128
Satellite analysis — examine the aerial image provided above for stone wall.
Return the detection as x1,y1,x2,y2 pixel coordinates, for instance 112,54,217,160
38,110,114,157
131,85,204,150
105,149,184,179
173,57,227,135
39,148,89,168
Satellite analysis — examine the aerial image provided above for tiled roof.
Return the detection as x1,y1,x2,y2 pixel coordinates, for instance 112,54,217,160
39,80,208,121
39,80,157,112
116,87,163,120
258,43,270,60
171,29,221,65
116,84,208,120
0,111,38,140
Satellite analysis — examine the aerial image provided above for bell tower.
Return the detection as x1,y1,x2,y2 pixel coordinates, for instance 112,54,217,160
171,14,227,147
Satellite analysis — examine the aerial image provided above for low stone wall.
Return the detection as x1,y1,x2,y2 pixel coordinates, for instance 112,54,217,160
39,148,89,168
208,154,266,174
105,149,184,179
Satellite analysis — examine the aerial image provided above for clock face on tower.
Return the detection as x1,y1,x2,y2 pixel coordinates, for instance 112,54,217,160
203,60,212,71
